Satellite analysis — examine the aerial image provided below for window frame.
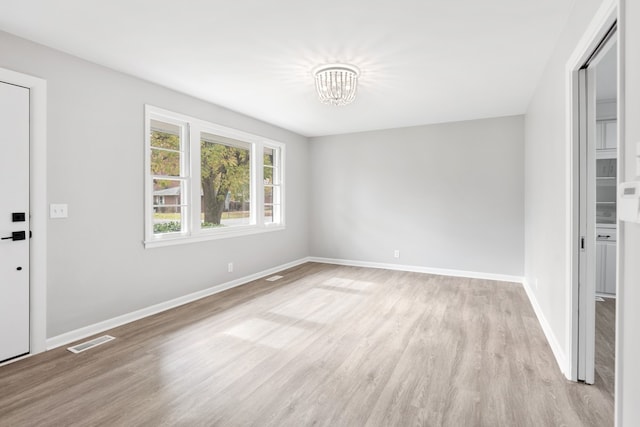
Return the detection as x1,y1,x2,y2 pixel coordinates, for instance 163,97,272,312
144,105,285,248
263,143,284,226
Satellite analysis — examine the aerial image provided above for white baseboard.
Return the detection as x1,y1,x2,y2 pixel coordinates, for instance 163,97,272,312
308,257,524,284
522,278,568,378
45,257,310,350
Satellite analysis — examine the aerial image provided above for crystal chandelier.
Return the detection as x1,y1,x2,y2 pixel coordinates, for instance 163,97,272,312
313,63,360,106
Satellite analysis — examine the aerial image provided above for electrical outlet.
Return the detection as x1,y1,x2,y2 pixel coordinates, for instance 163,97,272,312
228,262,234,273
49,203,68,219
393,249,400,258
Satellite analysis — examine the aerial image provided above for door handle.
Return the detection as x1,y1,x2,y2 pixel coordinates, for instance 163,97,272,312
1,231,26,241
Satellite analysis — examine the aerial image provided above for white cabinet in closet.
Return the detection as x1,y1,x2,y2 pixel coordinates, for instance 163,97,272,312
596,228,616,296
596,119,617,151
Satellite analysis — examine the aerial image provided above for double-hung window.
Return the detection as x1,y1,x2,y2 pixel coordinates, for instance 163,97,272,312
263,145,282,224
148,117,189,234
145,105,285,247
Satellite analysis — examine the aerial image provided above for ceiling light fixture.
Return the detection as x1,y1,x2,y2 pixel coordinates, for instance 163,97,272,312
313,63,360,106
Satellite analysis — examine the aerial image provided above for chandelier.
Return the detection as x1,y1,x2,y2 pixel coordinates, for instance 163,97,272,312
313,63,360,106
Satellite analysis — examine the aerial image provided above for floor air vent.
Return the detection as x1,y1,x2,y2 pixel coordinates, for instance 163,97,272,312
67,335,115,354
265,275,283,282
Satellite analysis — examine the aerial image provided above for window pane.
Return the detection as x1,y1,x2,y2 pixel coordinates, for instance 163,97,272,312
264,186,273,204
264,166,273,184
264,204,273,224
151,148,180,176
202,201,251,229
153,206,182,234
264,147,274,166
200,136,251,228
153,179,182,201
150,120,181,150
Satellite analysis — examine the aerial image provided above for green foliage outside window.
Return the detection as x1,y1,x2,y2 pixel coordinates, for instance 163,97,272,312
200,141,250,225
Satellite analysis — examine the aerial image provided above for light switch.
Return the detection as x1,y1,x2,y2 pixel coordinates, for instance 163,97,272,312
50,204,68,219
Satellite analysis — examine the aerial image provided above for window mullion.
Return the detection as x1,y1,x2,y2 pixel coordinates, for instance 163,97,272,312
277,145,285,224
180,123,191,235
190,123,202,234
144,109,154,241
255,141,263,226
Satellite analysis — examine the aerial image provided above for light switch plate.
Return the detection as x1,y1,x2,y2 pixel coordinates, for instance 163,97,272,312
50,203,68,218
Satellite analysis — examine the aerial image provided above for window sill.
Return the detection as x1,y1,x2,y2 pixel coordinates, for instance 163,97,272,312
144,224,285,248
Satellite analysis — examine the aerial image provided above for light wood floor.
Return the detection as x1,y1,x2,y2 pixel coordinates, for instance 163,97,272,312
0,263,614,426
595,297,616,399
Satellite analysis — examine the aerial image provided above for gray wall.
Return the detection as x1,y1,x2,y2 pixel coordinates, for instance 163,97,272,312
621,1,640,424
523,0,606,374
0,31,309,337
309,116,524,277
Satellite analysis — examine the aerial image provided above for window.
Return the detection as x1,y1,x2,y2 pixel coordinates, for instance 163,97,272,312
145,106,285,247
263,145,282,224
200,132,252,229
149,118,188,235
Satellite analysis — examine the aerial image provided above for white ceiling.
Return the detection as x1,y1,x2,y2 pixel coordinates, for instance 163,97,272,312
0,0,575,137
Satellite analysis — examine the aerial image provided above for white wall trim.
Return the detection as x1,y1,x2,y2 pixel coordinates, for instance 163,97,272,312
0,67,48,356
564,0,618,383
522,279,569,379
308,257,524,283
46,257,309,350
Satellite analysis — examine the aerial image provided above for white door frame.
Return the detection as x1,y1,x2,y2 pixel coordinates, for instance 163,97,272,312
0,67,47,358
566,0,618,381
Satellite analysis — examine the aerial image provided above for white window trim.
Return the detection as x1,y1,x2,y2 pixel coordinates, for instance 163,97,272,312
263,142,285,226
144,105,286,248
146,110,191,240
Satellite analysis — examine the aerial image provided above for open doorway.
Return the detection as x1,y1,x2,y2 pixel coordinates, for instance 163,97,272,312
573,20,617,397
593,35,617,398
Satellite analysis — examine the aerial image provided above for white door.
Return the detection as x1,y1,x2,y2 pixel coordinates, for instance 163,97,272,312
0,81,30,362
577,66,597,384
576,25,617,385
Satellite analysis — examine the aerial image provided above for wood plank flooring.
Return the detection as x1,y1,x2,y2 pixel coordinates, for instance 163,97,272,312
595,297,616,399
0,263,614,426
